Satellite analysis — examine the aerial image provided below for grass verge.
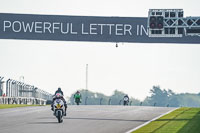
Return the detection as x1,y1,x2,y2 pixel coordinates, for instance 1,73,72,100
0,104,43,109
133,107,200,133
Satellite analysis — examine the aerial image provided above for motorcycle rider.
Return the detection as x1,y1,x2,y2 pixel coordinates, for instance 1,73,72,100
74,91,82,103
123,94,129,105
51,87,67,116
55,87,64,95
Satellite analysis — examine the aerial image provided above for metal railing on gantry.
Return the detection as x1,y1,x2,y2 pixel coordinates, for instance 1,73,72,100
0,76,53,105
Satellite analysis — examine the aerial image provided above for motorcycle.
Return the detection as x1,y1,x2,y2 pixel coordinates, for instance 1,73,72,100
53,94,65,123
75,98,81,105
123,97,129,106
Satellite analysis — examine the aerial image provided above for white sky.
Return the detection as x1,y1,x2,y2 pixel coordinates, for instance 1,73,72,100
0,0,200,100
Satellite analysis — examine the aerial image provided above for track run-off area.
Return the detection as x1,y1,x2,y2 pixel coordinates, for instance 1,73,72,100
0,105,175,133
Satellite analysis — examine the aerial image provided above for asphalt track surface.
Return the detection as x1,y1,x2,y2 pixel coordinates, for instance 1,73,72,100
0,105,175,133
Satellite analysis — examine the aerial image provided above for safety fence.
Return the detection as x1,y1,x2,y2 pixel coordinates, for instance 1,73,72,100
0,76,53,105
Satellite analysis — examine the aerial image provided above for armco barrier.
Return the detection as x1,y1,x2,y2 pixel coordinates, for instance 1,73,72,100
0,76,53,105
0,96,47,105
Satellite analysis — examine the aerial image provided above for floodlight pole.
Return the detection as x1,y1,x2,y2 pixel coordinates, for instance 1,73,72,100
86,64,88,91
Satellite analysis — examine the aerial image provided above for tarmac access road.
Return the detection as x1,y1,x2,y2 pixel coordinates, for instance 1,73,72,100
0,105,175,133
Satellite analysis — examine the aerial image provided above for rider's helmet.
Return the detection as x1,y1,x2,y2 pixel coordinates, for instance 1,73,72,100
77,91,80,93
55,87,63,98
58,87,61,91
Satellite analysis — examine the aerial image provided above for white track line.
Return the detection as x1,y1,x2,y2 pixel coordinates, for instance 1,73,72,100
125,107,179,133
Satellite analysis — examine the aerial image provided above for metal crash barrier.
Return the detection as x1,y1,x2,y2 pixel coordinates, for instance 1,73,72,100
0,76,52,105
0,97,47,105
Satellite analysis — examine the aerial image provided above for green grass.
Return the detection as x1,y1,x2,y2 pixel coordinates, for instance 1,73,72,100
133,107,200,133
0,104,43,109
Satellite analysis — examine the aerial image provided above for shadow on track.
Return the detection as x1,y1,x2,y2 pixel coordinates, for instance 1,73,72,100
37,117,55,119
28,122,58,124
66,117,148,122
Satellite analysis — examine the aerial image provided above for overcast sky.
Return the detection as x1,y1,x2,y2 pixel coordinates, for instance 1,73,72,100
0,0,200,100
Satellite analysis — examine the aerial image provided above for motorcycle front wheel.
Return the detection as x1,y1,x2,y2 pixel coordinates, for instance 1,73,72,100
57,111,63,123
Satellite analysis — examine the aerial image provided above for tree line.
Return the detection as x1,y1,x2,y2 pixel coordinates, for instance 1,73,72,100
69,89,140,106
143,86,200,107
68,86,200,107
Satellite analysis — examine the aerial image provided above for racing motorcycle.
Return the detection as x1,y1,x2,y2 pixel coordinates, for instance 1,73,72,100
123,97,129,106
53,93,65,123
74,92,81,105
75,97,81,105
